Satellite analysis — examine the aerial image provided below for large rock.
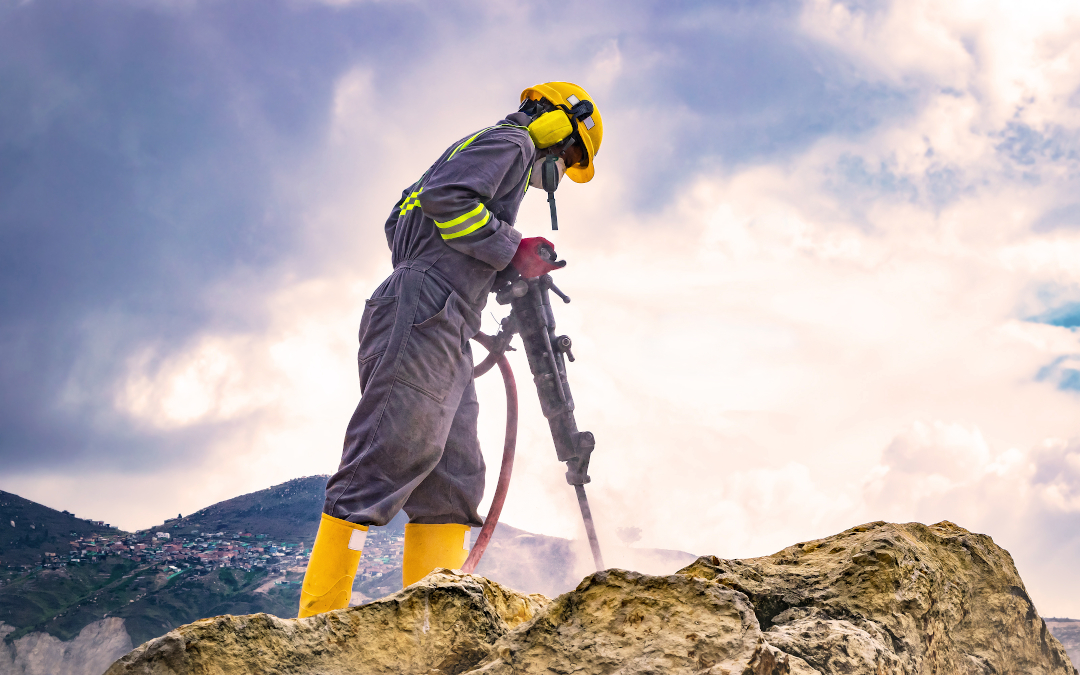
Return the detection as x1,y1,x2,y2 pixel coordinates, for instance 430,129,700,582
105,571,545,675
468,568,795,674
674,520,1076,675
106,521,1077,675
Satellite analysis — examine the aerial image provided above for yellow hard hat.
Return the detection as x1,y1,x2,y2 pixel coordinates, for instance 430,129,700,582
521,81,603,183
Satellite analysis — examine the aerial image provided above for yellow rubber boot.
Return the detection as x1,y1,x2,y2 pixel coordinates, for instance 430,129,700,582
402,523,471,587
297,513,368,618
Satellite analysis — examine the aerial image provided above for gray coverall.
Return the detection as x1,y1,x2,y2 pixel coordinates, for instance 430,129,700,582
323,112,536,527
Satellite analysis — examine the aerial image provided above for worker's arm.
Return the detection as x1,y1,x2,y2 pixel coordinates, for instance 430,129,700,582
418,130,530,270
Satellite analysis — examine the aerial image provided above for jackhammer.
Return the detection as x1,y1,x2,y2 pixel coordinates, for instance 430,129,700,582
461,244,605,574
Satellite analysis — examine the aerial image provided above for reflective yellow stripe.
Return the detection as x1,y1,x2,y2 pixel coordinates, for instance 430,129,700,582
435,202,485,229
436,203,492,240
442,211,491,240
400,188,423,213
447,124,530,161
448,127,495,161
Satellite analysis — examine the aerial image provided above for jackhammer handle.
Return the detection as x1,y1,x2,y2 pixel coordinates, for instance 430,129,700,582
543,275,571,303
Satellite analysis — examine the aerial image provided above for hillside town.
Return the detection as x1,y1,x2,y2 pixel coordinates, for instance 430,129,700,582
17,525,405,584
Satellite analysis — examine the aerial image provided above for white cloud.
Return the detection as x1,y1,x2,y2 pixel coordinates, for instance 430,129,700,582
883,421,992,484
862,429,1080,617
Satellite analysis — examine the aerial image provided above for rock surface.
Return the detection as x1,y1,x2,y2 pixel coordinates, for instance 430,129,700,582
106,521,1077,675
676,520,1075,675
106,571,545,675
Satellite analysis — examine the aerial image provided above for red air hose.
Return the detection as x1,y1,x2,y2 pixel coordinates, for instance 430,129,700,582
461,332,518,573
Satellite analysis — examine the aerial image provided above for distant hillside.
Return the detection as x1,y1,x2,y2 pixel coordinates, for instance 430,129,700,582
145,475,408,539
0,477,401,649
0,490,118,568
0,478,344,648
152,476,333,542
0,556,297,647
1046,619,1080,670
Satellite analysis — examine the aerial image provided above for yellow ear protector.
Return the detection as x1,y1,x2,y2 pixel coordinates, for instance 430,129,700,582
521,97,595,160
528,110,574,149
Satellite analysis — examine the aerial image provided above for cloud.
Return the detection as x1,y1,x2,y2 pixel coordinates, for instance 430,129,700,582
0,0,359,469
1034,203,1080,233
3,0,1080,618
864,428,1080,617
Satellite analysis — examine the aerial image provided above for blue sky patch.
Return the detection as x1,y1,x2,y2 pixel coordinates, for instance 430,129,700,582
1029,303,1080,329
1036,356,1080,393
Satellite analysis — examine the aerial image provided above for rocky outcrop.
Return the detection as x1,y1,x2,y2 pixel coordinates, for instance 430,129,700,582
106,521,1077,675
0,617,132,675
676,520,1075,675
469,568,792,674
106,572,546,675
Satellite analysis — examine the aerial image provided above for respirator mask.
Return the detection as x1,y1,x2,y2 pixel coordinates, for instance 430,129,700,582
530,156,565,189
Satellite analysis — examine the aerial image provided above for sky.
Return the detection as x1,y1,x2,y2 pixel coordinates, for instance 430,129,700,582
2,0,1080,615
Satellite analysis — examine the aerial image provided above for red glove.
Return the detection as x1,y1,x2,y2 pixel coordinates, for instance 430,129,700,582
511,236,566,278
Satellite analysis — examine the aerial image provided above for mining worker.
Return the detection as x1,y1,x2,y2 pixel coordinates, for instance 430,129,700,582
298,82,603,617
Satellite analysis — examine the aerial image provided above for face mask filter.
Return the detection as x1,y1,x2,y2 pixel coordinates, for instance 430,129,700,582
530,155,565,189
539,155,564,230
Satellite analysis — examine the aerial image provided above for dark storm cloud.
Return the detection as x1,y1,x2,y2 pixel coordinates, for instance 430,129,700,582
0,0,430,471
0,0,912,474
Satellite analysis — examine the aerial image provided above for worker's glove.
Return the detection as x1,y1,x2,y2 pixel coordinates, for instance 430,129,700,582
511,236,566,278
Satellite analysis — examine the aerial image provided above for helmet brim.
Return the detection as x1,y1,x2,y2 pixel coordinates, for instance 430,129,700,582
565,132,595,183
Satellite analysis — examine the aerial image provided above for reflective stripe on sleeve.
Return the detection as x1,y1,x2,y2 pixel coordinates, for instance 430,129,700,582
435,203,492,240
400,188,423,214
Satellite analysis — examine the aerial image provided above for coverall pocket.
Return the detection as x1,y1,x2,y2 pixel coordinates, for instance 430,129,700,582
396,291,469,403
357,296,398,389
